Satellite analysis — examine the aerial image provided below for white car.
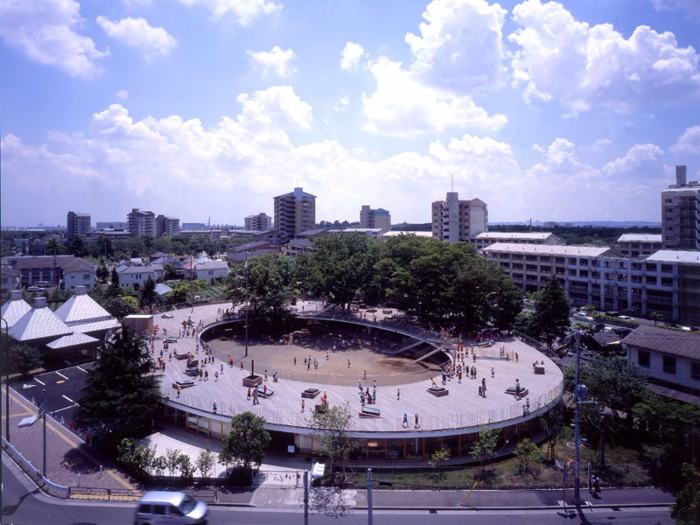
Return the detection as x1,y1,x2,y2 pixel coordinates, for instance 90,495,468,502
618,315,633,321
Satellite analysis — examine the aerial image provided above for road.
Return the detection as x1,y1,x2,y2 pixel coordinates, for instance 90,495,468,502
2,458,673,525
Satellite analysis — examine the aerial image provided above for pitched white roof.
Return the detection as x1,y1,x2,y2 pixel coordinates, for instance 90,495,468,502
617,234,663,243
9,299,73,342
155,283,173,296
645,250,700,264
196,261,229,270
54,287,115,325
64,319,120,335
474,232,555,241
46,332,99,349
483,243,615,257
1,291,32,330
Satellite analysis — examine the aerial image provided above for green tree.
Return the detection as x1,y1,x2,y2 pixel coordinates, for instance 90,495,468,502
96,263,110,284
105,295,139,320
8,343,43,380
649,311,664,326
428,447,450,483
72,325,162,440
45,237,65,255
139,277,158,312
107,268,122,298
67,235,88,258
95,235,114,259
225,254,295,330
671,464,700,525
166,448,182,476
219,412,271,485
196,446,216,482
528,277,571,349
470,428,498,478
540,406,567,463
514,438,542,476
308,402,356,482
177,453,195,484
163,263,179,281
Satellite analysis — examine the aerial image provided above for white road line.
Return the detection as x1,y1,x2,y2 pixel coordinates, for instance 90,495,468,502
77,366,87,373
34,378,45,386
53,404,78,413
55,372,69,380
62,395,75,404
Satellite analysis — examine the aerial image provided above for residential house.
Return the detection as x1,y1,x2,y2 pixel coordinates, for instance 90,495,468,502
194,261,229,283
61,258,97,291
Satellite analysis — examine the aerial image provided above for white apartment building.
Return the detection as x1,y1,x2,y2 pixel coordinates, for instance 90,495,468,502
155,215,180,237
274,187,316,245
483,243,700,327
661,165,700,251
472,232,564,250
616,234,663,258
127,209,156,237
66,211,91,240
244,213,272,231
360,206,391,233
431,192,487,243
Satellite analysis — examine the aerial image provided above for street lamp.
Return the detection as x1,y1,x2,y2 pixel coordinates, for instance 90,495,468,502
572,330,588,505
1,317,9,442
244,252,249,358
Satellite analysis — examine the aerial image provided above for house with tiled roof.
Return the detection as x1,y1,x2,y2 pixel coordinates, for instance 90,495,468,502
61,258,97,291
116,263,161,290
623,324,700,404
54,286,119,338
9,297,73,345
1,266,22,295
194,260,229,283
0,255,82,287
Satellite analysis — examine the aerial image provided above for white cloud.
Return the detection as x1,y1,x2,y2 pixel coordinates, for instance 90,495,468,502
0,0,108,77
175,0,281,25
362,57,507,137
589,138,612,151
247,46,296,77
405,0,508,91
117,90,130,100
602,144,665,176
340,42,366,71
509,0,700,115
333,91,349,112
671,125,700,155
651,0,700,18
97,16,176,63
236,86,313,130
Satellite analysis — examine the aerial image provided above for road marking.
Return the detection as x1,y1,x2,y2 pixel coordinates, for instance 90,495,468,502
62,395,75,404
77,366,87,373
55,372,69,380
53,404,77,413
34,378,45,386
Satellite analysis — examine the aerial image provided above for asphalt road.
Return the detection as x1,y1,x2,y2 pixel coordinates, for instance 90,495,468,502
2,457,674,525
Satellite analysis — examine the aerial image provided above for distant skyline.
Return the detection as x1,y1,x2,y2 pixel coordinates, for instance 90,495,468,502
2,0,700,227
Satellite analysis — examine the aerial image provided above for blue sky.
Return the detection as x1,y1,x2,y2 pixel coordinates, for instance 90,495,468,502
2,0,700,228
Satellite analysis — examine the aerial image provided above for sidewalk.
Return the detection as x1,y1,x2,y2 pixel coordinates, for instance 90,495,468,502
2,383,676,510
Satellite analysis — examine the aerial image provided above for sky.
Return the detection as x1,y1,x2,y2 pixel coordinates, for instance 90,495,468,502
1,0,700,228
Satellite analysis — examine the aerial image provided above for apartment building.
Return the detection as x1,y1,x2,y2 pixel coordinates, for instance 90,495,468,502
127,209,156,237
244,213,272,231
483,243,700,326
616,234,663,258
472,232,564,250
360,206,391,233
66,211,91,240
95,221,128,231
431,192,487,243
661,165,700,251
274,187,316,245
155,215,180,237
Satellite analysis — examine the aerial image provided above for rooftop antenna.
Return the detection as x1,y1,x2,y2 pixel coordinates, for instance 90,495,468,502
451,173,454,192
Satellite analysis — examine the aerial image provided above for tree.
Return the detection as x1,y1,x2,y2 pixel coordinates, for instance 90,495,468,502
107,268,122,298
166,448,182,476
163,263,179,281
67,235,88,258
540,406,567,463
105,296,139,320
139,277,158,311
72,325,162,440
8,343,44,380
219,411,271,485
96,263,110,284
45,237,65,255
528,277,571,349
196,446,216,482
177,453,195,484
650,311,664,326
308,402,356,481
514,438,542,476
428,447,450,483
470,428,498,478
671,464,700,525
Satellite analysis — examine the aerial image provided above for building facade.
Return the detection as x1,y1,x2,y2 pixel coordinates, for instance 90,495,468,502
127,209,156,238
360,206,391,233
661,165,700,251
483,243,700,326
244,213,272,231
472,232,563,250
431,192,487,243
66,212,91,241
274,187,316,245
95,221,128,231
155,215,180,238
616,234,663,258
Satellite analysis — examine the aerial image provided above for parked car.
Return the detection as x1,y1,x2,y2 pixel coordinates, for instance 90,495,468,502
617,315,633,321
27,286,41,293
134,491,208,525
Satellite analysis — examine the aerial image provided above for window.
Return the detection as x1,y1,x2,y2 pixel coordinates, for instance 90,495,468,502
663,356,676,375
638,351,650,368
154,505,167,515
692,361,700,382
83,273,90,279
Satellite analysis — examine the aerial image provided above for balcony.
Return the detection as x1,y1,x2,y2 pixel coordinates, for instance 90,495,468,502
568,285,589,294
647,295,673,304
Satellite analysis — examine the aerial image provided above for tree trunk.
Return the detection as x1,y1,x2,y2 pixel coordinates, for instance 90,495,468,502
599,428,606,469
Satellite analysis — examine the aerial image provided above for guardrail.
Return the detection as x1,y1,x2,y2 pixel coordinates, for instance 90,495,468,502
2,436,70,498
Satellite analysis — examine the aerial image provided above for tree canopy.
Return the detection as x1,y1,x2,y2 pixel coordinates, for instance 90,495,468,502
219,411,271,484
308,402,356,479
528,277,571,348
72,325,162,440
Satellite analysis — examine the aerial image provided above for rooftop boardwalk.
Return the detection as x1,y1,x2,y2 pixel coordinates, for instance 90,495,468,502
152,302,564,436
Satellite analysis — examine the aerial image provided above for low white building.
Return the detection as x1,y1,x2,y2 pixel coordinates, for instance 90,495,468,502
194,261,229,283
472,232,564,250
61,258,97,291
616,234,663,258
116,264,159,291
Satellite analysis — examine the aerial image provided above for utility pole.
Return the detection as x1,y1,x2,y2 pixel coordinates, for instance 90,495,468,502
573,330,586,505
42,388,47,478
367,468,373,525
303,470,309,525
244,252,249,358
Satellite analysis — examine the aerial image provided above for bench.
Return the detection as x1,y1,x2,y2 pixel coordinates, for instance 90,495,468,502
359,406,381,418
184,368,199,377
172,380,195,389
504,386,529,398
302,388,320,399
174,352,189,360
534,365,545,375
427,386,449,397
256,386,275,398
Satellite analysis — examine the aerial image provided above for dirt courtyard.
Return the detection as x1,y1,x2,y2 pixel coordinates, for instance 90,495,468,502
204,331,441,387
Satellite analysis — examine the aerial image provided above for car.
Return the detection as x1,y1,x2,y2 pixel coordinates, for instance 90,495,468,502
161,313,174,319
617,315,633,321
135,491,208,525
35,281,51,288
27,286,42,293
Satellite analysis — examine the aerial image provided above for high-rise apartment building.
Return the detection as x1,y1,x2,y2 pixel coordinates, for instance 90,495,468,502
431,192,488,243
127,209,156,237
155,215,180,238
360,206,391,233
66,212,91,240
245,213,272,231
274,187,316,244
661,165,700,251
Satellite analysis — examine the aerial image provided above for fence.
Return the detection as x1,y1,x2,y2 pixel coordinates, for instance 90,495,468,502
2,436,70,499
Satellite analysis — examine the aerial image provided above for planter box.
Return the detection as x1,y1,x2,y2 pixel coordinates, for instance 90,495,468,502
427,387,449,397
242,375,263,387
302,388,320,399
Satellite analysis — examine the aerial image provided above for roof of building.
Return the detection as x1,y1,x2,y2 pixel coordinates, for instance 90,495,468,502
117,264,158,275
0,255,78,270
0,291,32,329
374,208,390,215
483,243,616,257
623,324,700,359
661,186,700,194
231,241,272,251
9,298,73,342
333,228,383,235
46,332,100,349
645,250,700,264
62,258,96,273
473,232,556,241
617,234,663,243
1,266,22,277
296,229,328,238
54,287,115,325
286,238,314,247
67,319,121,335
195,261,229,271
381,231,433,237
155,283,173,296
